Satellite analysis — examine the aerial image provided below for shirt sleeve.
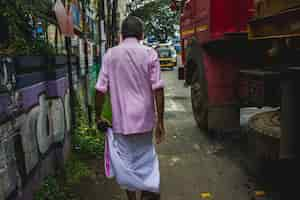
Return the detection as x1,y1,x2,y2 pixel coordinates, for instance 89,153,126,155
95,52,110,93
149,49,164,90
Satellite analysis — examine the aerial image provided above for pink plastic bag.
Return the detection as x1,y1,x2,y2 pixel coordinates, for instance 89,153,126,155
104,132,114,178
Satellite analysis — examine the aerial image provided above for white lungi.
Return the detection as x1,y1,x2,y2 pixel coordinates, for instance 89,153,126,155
104,128,160,193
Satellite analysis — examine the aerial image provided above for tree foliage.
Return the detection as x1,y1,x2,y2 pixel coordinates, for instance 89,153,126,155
129,0,179,42
0,0,55,55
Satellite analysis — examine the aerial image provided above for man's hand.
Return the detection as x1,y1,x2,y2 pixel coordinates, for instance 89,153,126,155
155,121,165,145
96,116,111,132
96,116,111,125
95,90,109,132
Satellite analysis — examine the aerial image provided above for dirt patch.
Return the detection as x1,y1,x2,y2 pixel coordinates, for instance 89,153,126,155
70,156,125,200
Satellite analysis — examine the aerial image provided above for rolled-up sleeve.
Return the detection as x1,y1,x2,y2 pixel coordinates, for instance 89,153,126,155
95,52,110,93
149,49,164,90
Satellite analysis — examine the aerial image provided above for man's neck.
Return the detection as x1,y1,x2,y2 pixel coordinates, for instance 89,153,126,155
122,37,139,43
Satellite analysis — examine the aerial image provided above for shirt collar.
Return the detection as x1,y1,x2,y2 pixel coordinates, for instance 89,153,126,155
122,37,139,44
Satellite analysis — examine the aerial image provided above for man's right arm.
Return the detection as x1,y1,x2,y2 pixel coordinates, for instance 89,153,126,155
149,49,165,144
154,88,165,144
95,52,110,123
155,88,164,123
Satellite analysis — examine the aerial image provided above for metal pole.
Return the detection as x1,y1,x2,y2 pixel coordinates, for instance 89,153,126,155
106,0,112,47
84,35,92,126
279,67,300,199
65,37,76,134
98,0,105,65
112,0,118,46
82,3,92,127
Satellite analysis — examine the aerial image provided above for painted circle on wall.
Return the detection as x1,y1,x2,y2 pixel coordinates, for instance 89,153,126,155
64,90,71,132
49,98,66,143
20,108,39,174
36,94,52,154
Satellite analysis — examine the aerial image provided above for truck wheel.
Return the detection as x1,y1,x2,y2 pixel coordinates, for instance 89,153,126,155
191,81,208,130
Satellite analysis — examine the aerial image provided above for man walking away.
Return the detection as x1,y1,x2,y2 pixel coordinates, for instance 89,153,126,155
95,16,165,200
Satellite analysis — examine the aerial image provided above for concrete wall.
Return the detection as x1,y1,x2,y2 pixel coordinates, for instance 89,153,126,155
0,56,78,200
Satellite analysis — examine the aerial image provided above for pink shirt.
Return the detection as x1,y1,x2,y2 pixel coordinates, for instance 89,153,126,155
96,38,164,135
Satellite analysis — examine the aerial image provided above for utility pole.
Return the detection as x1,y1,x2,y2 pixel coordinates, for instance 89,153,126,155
65,37,76,134
98,0,106,65
106,0,112,47
61,0,76,133
112,0,118,46
81,0,92,127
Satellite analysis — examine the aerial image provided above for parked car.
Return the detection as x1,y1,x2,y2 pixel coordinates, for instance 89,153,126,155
155,44,177,69
174,43,181,54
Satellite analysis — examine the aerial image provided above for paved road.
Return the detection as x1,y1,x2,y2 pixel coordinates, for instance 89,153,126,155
158,68,253,200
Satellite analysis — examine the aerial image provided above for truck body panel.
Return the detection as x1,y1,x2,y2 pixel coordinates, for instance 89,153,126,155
180,0,254,44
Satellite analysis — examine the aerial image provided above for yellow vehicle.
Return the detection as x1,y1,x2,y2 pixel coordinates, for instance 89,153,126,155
156,45,177,68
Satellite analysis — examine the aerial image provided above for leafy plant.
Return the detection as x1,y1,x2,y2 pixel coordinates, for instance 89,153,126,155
34,154,91,200
34,176,67,200
129,0,180,41
65,154,92,185
0,0,56,55
72,96,111,159
72,127,105,159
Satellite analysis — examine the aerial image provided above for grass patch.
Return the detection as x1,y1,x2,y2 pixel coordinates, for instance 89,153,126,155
72,96,112,159
64,154,92,185
34,154,91,200
34,176,68,200
72,127,105,159
34,95,112,199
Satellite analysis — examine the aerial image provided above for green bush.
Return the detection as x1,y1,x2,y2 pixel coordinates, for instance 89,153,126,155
64,155,92,185
34,177,67,200
34,155,90,200
72,127,105,159
34,89,113,200
72,96,111,158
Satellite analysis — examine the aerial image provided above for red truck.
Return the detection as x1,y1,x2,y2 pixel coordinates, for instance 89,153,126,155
173,0,255,133
171,0,300,193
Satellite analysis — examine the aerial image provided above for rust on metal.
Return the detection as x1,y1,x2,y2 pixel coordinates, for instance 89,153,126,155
254,0,300,18
249,7,300,39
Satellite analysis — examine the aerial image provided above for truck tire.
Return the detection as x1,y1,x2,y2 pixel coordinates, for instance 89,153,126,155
186,38,208,130
191,81,208,130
